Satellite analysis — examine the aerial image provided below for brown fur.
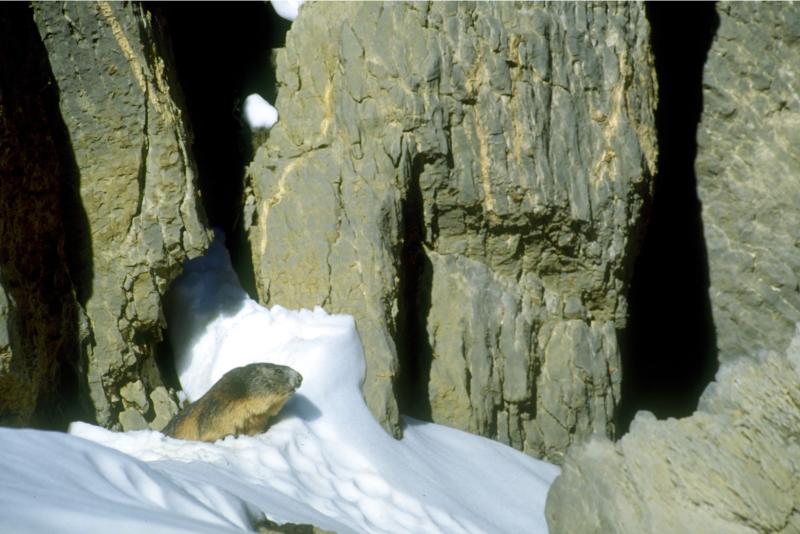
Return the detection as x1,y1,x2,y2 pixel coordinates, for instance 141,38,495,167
163,362,302,442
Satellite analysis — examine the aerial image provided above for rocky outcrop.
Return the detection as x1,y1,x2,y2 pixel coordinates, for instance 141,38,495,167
246,2,657,457
545,330,800,533
696,3,800,362
0,2,210,430
546,5,800,530
0,5,84,426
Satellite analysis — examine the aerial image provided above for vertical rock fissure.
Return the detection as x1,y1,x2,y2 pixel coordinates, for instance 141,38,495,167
617,3,720,433
132,87,149,236
152,3,290,301
395,156,434,423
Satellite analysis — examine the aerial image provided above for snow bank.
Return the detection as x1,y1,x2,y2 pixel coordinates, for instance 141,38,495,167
1,230,558,533
0,428,254,534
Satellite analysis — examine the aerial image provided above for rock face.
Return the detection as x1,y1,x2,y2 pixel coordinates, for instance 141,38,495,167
546,5,800,531
0,3,210,429
696,3,800,362
246,2,657,456
545,330,800,533
0,5,85,426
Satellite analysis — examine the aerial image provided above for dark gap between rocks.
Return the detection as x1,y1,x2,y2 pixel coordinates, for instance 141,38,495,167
0,4,94,429
395,157,434,423
616,2,720,434
152,2,290,300
149,4,290,390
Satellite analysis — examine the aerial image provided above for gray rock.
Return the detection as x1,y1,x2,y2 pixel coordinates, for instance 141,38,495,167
545,329,800,533
148,386,180,431
29,2,210,428
546,6,800,529
118,407,149,432
246,2,656,456
696,2,800,362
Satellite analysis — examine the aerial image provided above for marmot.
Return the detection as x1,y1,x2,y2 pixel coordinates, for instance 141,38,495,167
163,362,302,442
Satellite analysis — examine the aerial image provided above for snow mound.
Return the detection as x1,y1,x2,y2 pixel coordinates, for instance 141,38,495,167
0,428,255,534
2,230,558,533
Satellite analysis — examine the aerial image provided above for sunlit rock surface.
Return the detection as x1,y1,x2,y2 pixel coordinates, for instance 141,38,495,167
246,1,657,459
696,2,800,362
546,328,800,533
29,2,210,429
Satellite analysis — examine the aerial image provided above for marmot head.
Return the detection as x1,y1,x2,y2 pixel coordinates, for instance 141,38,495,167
219,362,303,399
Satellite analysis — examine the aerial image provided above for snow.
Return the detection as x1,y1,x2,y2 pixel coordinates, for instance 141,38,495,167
271,0,304,21
0,230,559,533
243,93,278,130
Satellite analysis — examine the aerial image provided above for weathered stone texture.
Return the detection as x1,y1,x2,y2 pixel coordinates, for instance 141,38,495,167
247,1,656,458
0,5,83,426
546,5,800,530
696,2,800,362
29,2,210,429
545,331,800,534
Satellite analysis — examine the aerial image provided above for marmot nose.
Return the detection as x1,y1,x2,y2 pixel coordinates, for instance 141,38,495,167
291,370,303,389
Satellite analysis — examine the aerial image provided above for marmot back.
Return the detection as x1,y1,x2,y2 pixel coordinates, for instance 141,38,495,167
163,362,303,442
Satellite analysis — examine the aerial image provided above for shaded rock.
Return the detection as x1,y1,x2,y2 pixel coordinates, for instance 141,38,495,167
545,329,800,533
24,2,210,429
246,2,656,456
696,2,800,362
0,5,84,426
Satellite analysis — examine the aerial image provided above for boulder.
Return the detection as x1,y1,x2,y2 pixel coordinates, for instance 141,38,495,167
546,330,800,533
246,2,656,457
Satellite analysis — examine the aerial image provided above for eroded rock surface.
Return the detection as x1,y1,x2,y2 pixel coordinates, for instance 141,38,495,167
25,2,210,429
546,5,800,530
546,331,800,533
0,5,84,426
696,2,800,362
246,2,656,457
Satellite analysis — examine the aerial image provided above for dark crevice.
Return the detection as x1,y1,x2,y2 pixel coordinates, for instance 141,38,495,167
151,3,291,300
0,4,94,429
395,158,434,422
50,56,96,429
616,3,720,434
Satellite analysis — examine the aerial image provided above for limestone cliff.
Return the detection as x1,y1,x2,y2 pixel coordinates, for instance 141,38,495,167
546,4,800,530
696,2,800,362
32,1,210,430
246,1,657,458
0,3,209,430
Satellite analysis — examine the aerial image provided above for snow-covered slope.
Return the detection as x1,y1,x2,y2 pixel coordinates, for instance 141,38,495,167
0,231,558,533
